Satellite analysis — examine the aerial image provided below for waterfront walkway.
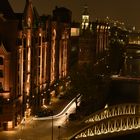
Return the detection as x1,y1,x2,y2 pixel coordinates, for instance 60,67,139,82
0,92,81,140
21,93,75,128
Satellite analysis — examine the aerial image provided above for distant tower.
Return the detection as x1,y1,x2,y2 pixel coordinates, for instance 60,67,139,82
81,5,89,29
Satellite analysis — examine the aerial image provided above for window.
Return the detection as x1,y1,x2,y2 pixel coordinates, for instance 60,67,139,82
0,57,3,65
38,47,41,56
38,57,40,65
16,38,22,46
23,38,26,47
0,70,3,78
39,36,41,46
0,82,3,92
0,106,2,114
38,68,40,76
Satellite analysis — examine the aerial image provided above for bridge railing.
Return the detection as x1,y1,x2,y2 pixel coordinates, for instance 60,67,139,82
83,103,140,123
69,114,140,140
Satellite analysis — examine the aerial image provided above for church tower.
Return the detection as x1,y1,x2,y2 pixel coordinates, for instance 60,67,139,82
81,5,89,29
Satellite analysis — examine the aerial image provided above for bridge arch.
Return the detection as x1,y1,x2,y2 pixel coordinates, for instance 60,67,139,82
69,115,140,139
83,103,140,123
69,104,140,140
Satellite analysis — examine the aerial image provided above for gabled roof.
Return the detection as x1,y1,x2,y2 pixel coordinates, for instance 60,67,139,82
33,7,40,27
0,40,9,55
23,0,40,28
0,34,11,52
0,0,15,19
15,13,24,30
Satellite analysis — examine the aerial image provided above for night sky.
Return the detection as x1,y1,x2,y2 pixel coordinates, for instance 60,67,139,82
9,0,140,29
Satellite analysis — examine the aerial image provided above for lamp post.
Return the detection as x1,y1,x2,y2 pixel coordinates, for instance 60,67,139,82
51,112,54,140
65,113,68,126
58,125,61,139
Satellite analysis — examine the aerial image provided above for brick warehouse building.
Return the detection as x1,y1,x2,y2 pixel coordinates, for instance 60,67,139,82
78,6,128,75
0,0,71,130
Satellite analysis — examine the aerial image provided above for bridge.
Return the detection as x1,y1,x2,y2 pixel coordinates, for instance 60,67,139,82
33,93,82,120
68,103,140,140
111,75,140,83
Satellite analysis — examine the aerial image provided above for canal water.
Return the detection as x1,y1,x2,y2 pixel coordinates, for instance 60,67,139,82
107,79,140,105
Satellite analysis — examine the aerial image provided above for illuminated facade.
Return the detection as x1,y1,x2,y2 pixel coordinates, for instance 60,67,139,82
79,7,129,75
128,31,140,45
0,0,71,130
22,0,33,117
78,27,94,65
122,30,140,76
81,5,89,29
59,24,69,79
70,22,80,69
50,24,56,84
95,23,109,58
0,0,20,130
78,20,110,70
123,45,140,76
50,7,71,97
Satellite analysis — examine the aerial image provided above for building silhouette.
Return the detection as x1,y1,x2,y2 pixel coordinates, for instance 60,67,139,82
78,6,110,73
0,0,71,130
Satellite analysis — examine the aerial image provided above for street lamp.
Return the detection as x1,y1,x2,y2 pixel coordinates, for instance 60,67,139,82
58,125,61,139
65,113,68,126
51,111,54,140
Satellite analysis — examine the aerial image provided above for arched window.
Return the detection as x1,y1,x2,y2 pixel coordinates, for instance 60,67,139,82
0,57,3,65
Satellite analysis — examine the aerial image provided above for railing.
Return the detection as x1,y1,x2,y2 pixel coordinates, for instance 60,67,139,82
69,103,140,140
83,103,140,123
73,115,140,139
33,93,82,120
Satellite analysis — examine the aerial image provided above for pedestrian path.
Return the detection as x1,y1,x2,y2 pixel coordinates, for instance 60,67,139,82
17,93,75,129
0,93,82,140
48,97,71,115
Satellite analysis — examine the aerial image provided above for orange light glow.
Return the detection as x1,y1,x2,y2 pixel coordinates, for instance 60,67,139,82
0,92,10,98
7,121,13,129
